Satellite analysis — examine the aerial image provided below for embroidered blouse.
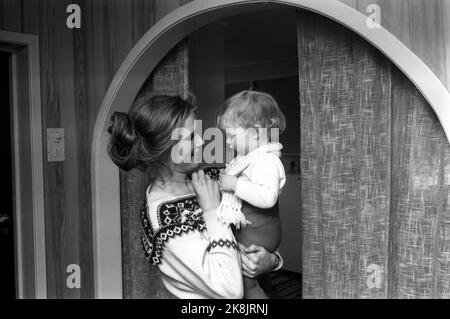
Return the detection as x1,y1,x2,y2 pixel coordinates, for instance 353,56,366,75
140,182,244,299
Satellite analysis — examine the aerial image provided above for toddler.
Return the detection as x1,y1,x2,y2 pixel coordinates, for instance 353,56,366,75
215,90,286,299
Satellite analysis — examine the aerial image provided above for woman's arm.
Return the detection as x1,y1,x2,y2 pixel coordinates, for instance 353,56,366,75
159,223,243,299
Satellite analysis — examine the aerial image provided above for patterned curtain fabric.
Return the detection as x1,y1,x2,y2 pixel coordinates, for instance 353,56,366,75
120,41,188,299
298,9,450,299
389,70,450,299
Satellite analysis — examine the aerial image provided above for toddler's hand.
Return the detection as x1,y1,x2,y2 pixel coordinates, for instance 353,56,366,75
219,173,238,192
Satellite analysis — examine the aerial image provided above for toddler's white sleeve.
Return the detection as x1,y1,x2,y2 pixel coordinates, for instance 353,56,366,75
234,153,286,209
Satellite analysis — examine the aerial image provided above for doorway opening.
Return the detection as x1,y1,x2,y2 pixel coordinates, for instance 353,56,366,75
92,0,450,298
0,30,46,299
188,8,301,299
0,51,15,299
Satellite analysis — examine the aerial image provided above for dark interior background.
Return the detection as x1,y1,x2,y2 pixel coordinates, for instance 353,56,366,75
0,51,15,299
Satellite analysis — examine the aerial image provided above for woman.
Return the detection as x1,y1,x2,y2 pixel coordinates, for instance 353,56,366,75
107,92,282,299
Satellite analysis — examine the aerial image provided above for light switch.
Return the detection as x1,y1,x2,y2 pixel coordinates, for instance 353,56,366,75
47,128,65,162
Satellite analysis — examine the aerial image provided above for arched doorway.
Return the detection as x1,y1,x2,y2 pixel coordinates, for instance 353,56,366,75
92,0,450,298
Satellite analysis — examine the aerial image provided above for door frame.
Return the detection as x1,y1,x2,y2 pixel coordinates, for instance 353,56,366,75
0,30,46,299
91,0,450,298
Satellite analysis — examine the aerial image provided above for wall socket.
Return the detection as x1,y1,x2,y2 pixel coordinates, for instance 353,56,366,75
47,128,65,162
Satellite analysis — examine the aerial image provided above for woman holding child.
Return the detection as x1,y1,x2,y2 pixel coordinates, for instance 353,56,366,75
107,91,285,299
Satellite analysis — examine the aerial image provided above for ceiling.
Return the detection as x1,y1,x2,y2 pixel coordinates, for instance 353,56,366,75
220,8,298,67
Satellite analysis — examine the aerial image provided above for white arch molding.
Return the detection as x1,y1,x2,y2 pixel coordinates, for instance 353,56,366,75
91,0,450,298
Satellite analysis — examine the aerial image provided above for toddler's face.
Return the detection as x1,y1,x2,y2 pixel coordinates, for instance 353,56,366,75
225,126,260,156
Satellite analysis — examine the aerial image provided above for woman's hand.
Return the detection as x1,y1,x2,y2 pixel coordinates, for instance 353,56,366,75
238,243,277,278
192,169,221,213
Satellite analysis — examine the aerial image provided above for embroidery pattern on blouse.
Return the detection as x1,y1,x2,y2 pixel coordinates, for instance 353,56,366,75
141,166,235,266
141,194,206,266
207,239,238,251
203,166,222,181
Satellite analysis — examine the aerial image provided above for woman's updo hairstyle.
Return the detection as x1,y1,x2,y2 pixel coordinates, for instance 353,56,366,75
107,92,197,175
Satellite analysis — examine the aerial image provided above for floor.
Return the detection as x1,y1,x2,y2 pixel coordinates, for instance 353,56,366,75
260,270,302,299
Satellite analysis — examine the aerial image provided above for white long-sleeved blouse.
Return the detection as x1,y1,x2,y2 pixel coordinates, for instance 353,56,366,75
234,151,286,209
140,183,244,299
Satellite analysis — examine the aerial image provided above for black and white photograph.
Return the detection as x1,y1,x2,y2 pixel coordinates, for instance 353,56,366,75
1,0,450,307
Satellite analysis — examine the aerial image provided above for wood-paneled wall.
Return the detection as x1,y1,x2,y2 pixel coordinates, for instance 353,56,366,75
0,0,191,299
0,0,449,298
337,0,450,92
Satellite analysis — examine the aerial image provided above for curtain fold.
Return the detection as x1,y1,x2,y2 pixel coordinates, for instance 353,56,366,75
298,9,450,299
120,41,188,299
389,68,450,298
298,9,392,298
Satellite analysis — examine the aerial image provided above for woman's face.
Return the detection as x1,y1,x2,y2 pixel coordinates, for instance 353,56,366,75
170,112,204,174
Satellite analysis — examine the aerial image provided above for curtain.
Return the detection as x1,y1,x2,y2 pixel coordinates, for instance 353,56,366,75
389,69,450,298
298,9,450,299
120,41,189,299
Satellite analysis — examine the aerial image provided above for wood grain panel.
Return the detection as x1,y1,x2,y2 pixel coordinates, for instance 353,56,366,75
72,0,97,299
131,0,157,44
155,0,192,21
21,0,40,37
31,0,64,298
338,0,450,91
21,0,81,298
103,0,134,83
353,0,409,46
405,0,447,87
0,0,22,32
70,0,153,298
54,0,81,299
90,0,110,112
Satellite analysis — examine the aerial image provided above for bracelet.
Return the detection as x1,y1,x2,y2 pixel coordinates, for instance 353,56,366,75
273,253,281,270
